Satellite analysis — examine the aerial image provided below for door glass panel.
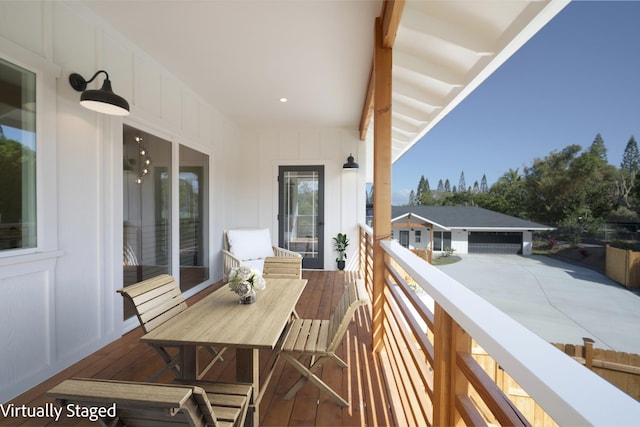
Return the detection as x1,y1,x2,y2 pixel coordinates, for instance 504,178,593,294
279,166,324,269
179,145,209,292
122,125,171,319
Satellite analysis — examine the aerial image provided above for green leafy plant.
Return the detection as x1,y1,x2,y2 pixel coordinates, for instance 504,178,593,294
333,233,349,262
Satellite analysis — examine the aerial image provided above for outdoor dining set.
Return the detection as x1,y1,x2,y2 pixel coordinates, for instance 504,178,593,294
46,229,368,427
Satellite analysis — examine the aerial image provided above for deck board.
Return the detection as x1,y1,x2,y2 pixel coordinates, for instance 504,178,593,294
1,270,397,427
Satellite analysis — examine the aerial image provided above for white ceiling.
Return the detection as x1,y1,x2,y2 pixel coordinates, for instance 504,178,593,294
81,0,569,162
82,0,382,130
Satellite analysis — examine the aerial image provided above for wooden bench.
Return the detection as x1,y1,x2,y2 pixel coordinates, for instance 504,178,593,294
279,279,368,406
46,378,252,427
117,274,225,381
223,228,302,280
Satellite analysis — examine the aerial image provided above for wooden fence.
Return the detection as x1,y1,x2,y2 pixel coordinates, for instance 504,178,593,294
606,244,640,289
473,338,640,427
472,344,559,426
553,340,640,401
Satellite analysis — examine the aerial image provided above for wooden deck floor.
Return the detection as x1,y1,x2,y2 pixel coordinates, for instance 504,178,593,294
1,270,397,427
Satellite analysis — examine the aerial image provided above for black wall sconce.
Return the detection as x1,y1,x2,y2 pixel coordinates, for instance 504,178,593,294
69,70,130,116
343,153,359,169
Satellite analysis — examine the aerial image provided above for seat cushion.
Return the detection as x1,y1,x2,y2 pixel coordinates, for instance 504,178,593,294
227,228,274,261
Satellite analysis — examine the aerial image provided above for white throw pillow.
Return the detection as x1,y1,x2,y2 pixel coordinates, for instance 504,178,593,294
242,258,265,275
227,228,275,261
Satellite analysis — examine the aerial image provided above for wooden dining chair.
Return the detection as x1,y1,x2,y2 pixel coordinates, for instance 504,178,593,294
117,274,226,381
47,378,252,427
279,279,368,407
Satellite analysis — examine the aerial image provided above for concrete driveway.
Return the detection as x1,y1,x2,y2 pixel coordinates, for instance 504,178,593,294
436,254,640,354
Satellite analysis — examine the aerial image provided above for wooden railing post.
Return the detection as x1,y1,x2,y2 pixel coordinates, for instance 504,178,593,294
433,303,471,426
583,337,595,369
372,15,393,352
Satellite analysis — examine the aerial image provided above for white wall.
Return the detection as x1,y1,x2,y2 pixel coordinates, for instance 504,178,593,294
523,231,533,255
451,230,469,254
0,1,365,403
234,129,365,270
0,1,243,403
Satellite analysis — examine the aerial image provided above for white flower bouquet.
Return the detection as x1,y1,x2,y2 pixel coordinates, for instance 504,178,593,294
227,265,266,302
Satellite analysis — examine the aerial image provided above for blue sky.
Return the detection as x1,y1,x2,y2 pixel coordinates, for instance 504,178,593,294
391,1,640,205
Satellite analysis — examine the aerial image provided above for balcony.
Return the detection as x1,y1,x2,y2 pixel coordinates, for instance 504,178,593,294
3,225,640,426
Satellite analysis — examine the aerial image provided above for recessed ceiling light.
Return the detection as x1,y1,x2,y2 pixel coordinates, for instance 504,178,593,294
280,98,288,103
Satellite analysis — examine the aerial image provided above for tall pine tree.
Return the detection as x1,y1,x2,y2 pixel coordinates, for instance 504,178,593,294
618,135,640,208
458,171,466,193
590,133,607,161
621,136,640,172
480,174,488,192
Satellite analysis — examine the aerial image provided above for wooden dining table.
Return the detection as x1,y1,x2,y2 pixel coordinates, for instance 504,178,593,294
141,277,308,427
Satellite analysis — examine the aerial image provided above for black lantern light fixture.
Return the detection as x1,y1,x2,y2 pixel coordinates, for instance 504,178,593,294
342,153,359,169
69,70,130,116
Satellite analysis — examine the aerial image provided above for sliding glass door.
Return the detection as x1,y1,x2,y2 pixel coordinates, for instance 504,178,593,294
122,125,209,319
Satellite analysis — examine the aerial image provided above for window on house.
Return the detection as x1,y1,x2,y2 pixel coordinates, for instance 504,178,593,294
433,231,451,251
415,230,421,243
0,58,36,252
179,145,209,292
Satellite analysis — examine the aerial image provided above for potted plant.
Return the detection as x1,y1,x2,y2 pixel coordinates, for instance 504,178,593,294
333,233,349,270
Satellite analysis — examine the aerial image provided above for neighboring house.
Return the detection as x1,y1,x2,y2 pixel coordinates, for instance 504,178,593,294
391,206,554,256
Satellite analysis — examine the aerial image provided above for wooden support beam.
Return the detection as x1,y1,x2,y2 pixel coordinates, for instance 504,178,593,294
359,0,406,141
391,223,428,228
381,0,405,48
359,65,374,140
372,15,392,352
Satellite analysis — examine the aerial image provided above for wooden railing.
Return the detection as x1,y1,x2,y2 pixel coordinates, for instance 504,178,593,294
358,224,640,426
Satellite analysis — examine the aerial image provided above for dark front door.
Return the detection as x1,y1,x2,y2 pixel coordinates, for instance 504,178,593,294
278,166,324,269
399,230,409,248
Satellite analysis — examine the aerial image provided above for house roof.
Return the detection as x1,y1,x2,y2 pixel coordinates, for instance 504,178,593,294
80,0,569,164
391,206,554,231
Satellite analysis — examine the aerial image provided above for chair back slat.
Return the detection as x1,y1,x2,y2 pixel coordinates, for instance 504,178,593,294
327,282,368,352
117,274,188,333
46,378,216,427
191,386,218,426
263,256,302,278
120,274,176,299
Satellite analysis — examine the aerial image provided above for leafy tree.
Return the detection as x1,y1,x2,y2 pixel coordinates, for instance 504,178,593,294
500,168,521,184
485,169,527,218
522,141,617,225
